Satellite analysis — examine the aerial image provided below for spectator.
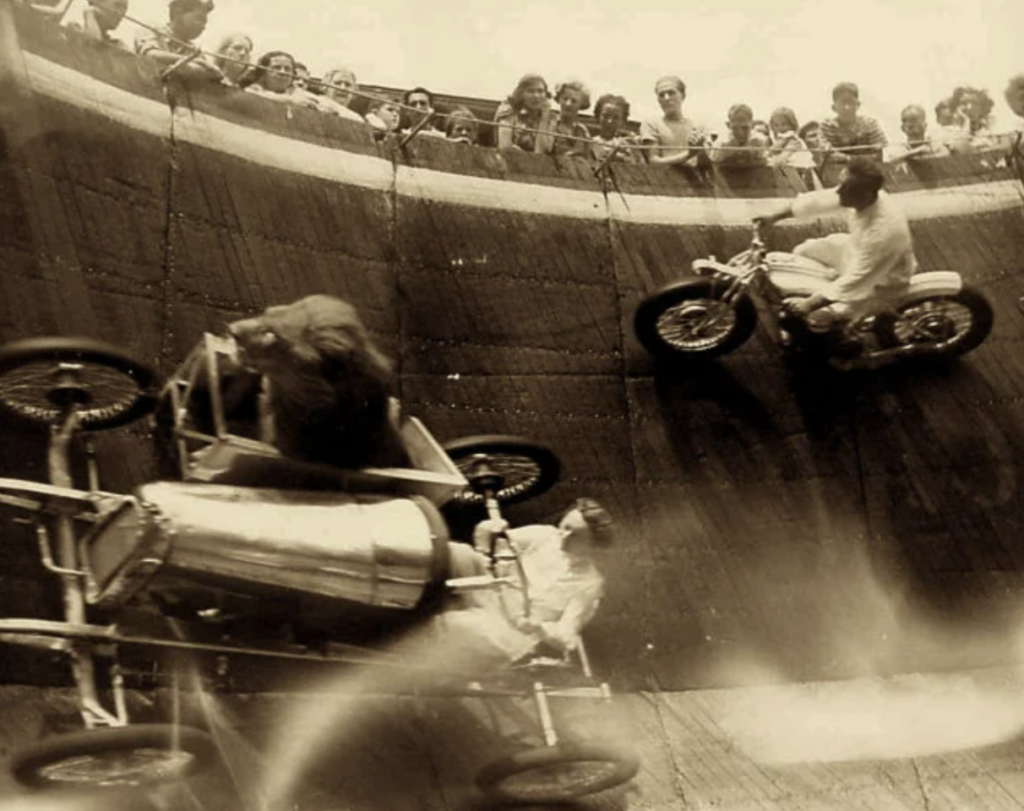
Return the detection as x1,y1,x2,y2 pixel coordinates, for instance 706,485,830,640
212,33,252,87
317,67,364,121
934,98,960,128
767,106,814,168
135,0,223,82
1005,74,1024,122
711,104,768,167
932,96,970,152
951,85,999,149
445,107,479,145
63,0,128,46
751,119,771,140
493,73,555,153
241,50,319,108
293,62,311,91
366,96,402,135
401,86,445,137
589,94,642,164
639,75,707,166
550,80,591,158
884,104,949,162
799,120,822,151
819,81,887,161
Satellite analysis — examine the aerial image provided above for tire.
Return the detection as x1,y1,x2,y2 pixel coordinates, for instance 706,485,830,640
8,724,218,790
442,435,561,507
0,336,159,430
634,279,757,361
476,743,640,804
874,287,994,358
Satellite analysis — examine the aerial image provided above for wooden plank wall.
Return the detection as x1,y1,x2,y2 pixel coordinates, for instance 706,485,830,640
2,10,1024,694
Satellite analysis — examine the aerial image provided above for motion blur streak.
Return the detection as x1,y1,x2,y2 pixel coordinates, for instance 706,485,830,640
711,535,1024,763
257,621,492,811
718,666,1024,764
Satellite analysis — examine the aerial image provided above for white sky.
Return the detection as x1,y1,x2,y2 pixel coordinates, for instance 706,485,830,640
123,0,1022,138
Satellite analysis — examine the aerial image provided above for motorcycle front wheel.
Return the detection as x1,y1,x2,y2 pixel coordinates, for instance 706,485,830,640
634,279,757,360
874,287,993,358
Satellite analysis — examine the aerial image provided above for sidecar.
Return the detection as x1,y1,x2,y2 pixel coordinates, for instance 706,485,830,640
0,334,635,804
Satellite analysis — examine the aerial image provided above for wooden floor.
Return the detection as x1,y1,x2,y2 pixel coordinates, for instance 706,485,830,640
4,669,1024,810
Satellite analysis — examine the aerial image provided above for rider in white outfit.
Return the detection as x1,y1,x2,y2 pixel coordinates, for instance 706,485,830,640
757,156,917,331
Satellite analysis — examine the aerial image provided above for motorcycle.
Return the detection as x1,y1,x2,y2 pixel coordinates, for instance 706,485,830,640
633,223,994,366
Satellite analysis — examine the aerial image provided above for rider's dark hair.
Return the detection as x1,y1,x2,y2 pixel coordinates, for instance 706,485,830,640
846,156,884,191
573,498,615,547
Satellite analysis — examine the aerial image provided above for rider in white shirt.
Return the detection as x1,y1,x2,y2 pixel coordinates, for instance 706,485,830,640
756,156,917,331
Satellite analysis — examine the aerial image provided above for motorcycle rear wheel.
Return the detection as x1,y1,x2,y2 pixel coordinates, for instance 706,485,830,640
874,288,993,358
634,279,757,360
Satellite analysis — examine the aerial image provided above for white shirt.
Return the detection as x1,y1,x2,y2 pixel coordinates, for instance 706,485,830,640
792,188,917,304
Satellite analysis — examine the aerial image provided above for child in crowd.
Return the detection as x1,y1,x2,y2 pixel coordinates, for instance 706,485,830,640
366,97,402,135
711,104,768,166
550,81,591,158
445,107,480,145
819,81,887,161
589,94,642,164
767,106,814,168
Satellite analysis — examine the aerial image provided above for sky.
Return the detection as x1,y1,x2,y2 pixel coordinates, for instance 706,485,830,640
122,0,1023,138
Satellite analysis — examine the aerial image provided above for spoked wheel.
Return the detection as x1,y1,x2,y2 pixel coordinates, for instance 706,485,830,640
442,435,560,508
874,288,993,358
634,279,757,361
8,724,218,789
0,337,159,429
476,743,639,804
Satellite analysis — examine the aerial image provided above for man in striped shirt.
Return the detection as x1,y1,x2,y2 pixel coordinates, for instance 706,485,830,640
820,82,887,162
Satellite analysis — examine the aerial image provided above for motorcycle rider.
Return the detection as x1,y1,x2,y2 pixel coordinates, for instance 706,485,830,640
755,156,917,344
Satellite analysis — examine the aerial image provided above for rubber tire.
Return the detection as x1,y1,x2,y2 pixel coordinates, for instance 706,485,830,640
874,287,994,358
476,743,640,804
634,279,758,361
9,724,218,789
442,435,561,506
0,336,159,430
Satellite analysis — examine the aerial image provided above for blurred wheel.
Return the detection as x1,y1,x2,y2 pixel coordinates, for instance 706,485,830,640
9,724,217,789
0,336,158,429
476,743,639,803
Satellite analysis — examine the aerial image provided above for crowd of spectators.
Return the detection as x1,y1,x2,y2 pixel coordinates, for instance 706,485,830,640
25,0,1024,174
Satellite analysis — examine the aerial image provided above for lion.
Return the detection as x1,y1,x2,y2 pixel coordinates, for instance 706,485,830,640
226,294,411,470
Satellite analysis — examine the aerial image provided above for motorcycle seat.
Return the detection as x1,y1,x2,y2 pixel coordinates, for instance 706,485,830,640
766,251,839,281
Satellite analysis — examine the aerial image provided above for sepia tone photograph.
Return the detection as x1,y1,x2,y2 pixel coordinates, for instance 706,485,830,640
0,0,1023,807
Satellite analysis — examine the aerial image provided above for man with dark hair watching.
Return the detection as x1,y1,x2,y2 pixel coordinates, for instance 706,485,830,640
820,81,887,162
135,0,223,81
756,156,916,335
401,86,445,137
442,498,615,668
